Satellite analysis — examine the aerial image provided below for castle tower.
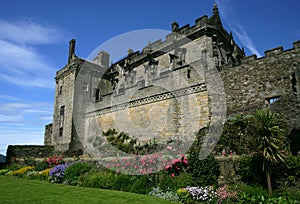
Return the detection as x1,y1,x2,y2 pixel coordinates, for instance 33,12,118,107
50,39,79,152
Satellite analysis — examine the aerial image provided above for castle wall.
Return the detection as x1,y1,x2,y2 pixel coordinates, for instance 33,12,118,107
44,123,52,145
222,41,300,132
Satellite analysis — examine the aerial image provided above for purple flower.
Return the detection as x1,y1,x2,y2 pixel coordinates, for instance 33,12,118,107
49,162,73,183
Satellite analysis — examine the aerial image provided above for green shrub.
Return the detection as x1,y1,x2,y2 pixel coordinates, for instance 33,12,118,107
129,174,158,194
112,173,132,191
34,161,49,171
64,162,91,185
158,172,193,192
235,184,298,203
235,155,265,186
79,170,116,189
176,188,191,203
187,153,220,187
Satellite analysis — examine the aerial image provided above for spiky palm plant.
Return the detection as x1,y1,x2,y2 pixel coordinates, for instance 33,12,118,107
250,109,286,195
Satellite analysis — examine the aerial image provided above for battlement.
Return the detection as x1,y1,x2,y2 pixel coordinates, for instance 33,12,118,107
110,4,235,72
220,40,300,68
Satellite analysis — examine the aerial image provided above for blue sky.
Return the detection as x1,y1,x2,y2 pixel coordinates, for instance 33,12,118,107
0,0,299,155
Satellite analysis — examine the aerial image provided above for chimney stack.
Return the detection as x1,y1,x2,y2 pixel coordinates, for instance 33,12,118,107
93,51,110,67
68,39,76,64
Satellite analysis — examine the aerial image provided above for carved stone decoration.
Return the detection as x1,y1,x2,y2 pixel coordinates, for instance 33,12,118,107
211,34,226,70
145,55,159,82
125,70,136,87
169,48,187,68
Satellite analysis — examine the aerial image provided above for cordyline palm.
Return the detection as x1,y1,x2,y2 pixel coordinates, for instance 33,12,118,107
250,109,286,195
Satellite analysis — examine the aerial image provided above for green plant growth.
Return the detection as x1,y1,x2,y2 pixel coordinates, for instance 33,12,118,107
216,114,256,155
64,162,91,185
102,129,163,155
187,153,220,187
249,109,287,195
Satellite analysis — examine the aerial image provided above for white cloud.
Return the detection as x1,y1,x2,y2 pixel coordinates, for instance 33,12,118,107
0,19,64,88
0,95,53,155
0,19,63,45
214,0,262,57
0,98,53,125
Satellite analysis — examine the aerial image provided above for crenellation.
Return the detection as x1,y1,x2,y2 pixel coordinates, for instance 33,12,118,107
195,15,208,27
293,40,300,50
177,24,190,35
241,54,257,64
264,46,284,57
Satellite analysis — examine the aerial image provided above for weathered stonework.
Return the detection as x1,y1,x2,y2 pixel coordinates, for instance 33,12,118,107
45,4,300,154
221,41,300,132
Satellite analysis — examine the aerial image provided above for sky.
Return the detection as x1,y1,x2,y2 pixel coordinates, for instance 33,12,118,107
0,0,299,156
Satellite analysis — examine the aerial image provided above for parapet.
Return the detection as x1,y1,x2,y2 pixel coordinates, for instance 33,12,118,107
293,40,300,50
264,46,283,57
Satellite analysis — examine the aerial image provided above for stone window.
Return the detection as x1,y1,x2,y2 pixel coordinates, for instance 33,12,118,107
59,105,65,128
60,105,65,116
266,96,280,105
59,127,63,137
83,82,89,92
94,88,101,101
187,69,191,79
59,86,62,95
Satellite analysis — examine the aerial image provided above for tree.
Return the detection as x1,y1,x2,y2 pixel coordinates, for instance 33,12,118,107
249,109,287,195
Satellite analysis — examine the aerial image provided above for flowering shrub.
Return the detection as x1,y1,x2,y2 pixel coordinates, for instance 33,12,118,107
12,166,34,177
46,155,63,168
103,153,170,175
148,187,179,202
49,163,71,183
165,154,188,177
216,184,237,203
185,186,217,203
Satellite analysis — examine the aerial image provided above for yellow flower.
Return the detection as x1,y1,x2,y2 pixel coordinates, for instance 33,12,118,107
39,168,51,177
12,166,34,176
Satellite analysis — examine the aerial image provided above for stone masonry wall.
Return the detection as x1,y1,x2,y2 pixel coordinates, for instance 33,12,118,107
221,41,300,132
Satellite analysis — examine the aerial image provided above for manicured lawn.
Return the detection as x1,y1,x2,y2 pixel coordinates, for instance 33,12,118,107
0,176,178,204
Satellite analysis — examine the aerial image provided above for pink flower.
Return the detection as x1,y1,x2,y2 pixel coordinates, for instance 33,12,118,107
171,173,175,177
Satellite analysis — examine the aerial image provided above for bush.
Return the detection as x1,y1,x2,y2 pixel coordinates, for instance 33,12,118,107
159,172,193,192
34,161,49,171
112,173,132,191
129,174,158,194
64,162,91,185
187,153,220,187
176,188,191,203
79,170,116,189
269,155,300,194
235,155,265,186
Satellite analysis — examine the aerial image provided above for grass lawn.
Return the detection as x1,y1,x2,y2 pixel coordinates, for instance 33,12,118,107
0,176,178,204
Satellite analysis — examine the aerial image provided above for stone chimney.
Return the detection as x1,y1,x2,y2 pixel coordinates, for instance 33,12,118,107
68,39,76,64
93,51,110,67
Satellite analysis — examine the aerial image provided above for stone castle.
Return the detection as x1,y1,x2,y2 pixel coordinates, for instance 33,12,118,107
44,4,300,154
